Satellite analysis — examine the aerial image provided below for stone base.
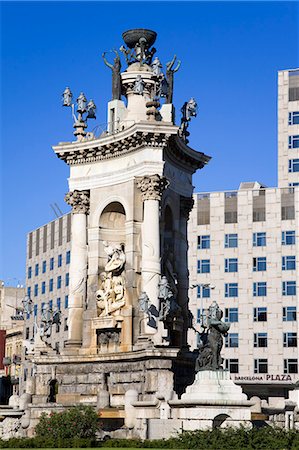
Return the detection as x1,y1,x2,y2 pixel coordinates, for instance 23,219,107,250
179,370,248,403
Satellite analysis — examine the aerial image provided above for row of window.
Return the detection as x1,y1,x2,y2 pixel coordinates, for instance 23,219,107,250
197,256,296,273
196,281,296,298
28,252,71,278
289,159,299,173
198,231,296,249
224,332,298,348
197,306,297,324
225,358,298,374
27,273,69,297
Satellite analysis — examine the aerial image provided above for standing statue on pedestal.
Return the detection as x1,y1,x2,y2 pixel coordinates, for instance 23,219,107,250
133,75,145,95
158,276,181,322
96,241,126,316
195,301,230,372
166,55,181,104
102,50,122,100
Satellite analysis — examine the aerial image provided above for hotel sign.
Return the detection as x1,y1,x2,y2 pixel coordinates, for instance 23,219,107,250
232,374,297,383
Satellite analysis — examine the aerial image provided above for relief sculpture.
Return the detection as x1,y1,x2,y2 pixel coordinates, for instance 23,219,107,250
96,241,126,316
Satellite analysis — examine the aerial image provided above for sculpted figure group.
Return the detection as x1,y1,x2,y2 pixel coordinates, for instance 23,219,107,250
96,241,126,317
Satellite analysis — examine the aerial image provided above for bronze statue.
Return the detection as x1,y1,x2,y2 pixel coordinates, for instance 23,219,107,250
195,301,230,372
102,50,122,100
166,55,181,104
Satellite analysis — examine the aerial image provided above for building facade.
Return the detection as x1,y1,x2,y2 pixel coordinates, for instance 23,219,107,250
188,69,299,400
22,214,71,390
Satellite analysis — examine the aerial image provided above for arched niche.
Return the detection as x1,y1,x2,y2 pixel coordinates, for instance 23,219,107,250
48,379,58,403
212,413,231,429
99,202,126,271
163,204,174,254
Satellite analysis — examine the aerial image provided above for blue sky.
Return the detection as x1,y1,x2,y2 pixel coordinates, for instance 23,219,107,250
1,1,298,286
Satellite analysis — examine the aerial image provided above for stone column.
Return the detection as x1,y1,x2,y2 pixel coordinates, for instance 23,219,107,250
178,196,194,347
137,175,168,335
64,190,90,347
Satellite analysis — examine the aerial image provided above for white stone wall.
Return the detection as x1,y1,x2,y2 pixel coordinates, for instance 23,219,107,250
188,187,299,388
278,69,299,188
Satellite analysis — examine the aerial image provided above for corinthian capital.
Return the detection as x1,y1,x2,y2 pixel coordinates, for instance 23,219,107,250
137,174,169,201
180,196,194,219
65,190,90,214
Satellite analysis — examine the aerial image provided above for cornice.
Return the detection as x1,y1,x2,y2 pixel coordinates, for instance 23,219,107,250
53,121,211,171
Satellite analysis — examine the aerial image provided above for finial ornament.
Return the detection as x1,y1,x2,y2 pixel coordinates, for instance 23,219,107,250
62,88,96,140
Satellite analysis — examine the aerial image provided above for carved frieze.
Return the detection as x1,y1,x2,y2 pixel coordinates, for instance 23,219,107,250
64,190,90,214
137,174,169,201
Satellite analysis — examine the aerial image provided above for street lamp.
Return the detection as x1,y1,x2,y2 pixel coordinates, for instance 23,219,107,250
62,87,96,140
190,283,216,329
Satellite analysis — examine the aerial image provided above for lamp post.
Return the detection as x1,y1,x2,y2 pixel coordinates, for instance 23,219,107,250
62,87,96,141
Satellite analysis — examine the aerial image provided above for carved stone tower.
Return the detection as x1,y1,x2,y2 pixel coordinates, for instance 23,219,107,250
25,29,210,431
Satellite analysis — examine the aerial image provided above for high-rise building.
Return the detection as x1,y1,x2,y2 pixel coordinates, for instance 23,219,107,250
188,69,299,400
278,69,299,188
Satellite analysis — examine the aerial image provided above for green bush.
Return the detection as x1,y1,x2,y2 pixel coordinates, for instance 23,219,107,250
35,405,99,440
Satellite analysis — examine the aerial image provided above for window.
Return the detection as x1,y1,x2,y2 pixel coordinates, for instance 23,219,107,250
225,308,238,323
254,359,268,374
282,256,296,271
57,298,61,310
288,135,299,149
198,235,210,249
57,276,62,289
66,250,71,264
253,257,267,272
64,317,68,331
282,231,295,245
225,333,239,348
253,232,266,247
64,295,69,309
225,233,238,248
49,278,53,292
34,284,38,297
289,182,299,186
28,233,33,259
27,286,31,298
41,281,46,294
197,285,210,298
197,259,210,273
283,306,296,322
197,194,210,225
58,254,62,267
281,188,295,220
252,190,266,222
34,304,38,317
65,272,69,287
225,359,239,373
49,300,53,310
284,359,298,374
282,281,296,296
42,261,46,273
35,263,39,276
289,159,299,172
50,257,54,270
253,282,267,297
224,191,238,223
41,302,45,313
288,112,299,125
225,258,238,273
283,332,297,347
254,333,268,348
25,327,30,340
196,309,201,323
289,71,299,101
253,307,267,322
28,267,32,279
225,283,238,297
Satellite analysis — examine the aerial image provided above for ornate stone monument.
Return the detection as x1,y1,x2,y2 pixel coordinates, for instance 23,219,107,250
19,28,212,436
